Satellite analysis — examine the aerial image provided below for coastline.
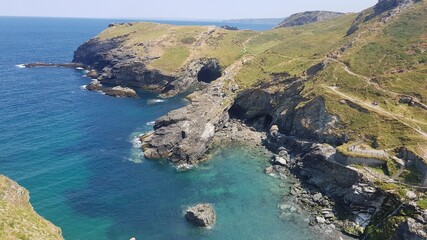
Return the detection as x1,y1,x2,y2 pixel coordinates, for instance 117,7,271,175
209,120,356,239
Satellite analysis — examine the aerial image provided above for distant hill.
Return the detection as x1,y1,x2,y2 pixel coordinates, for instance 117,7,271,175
275,11,345,28
223,18,286,25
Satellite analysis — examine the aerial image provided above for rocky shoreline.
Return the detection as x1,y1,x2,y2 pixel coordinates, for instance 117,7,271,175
208,121,357,239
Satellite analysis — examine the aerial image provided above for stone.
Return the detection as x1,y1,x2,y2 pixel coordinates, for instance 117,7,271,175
342,220,365,237
265,166,274,175
273,156,288,166
397,218,427,240
312,193,322,202
316,216,326,224
406,191,417,199
185,204,216,228
279,204,291,211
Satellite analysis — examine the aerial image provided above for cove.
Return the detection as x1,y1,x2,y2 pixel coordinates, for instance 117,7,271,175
0,17,317,240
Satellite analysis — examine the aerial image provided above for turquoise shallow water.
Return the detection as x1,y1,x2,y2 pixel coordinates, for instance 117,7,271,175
0,17,317,239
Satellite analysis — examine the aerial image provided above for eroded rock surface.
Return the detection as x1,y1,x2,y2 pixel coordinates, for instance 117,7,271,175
185,204,216,228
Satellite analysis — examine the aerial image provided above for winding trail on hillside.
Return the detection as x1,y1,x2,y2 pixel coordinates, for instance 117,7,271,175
326,56,427,114
326,86,427,139
242,32,264,54
326,58,402,97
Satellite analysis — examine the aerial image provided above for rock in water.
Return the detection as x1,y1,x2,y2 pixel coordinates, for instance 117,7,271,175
185,204,216,228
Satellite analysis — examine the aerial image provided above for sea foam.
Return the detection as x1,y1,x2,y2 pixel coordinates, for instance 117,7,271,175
146,121,155,126
147,99,166,104
15,64,26,68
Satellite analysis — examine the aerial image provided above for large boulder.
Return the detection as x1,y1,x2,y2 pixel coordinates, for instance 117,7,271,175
185,204,216,228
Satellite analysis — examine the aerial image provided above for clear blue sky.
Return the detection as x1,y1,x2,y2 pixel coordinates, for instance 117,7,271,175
1,0,378,20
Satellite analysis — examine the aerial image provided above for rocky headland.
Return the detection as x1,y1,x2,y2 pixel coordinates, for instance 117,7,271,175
275,11,345,28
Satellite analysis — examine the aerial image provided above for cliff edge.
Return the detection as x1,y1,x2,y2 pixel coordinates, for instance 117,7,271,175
0,175,63,240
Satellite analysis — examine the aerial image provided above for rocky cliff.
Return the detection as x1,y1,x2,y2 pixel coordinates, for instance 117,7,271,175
0,175,63,240
275,11,345,28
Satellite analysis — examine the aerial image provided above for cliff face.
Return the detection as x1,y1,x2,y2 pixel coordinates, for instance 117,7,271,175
0,175,63,240
275,11,345,28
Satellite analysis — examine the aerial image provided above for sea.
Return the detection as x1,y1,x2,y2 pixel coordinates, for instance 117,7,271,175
0,17,319,239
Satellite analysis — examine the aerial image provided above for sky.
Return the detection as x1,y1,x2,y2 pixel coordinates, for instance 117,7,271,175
1,0,379,20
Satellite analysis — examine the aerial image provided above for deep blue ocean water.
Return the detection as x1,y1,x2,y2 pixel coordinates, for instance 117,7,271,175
0,17,318,239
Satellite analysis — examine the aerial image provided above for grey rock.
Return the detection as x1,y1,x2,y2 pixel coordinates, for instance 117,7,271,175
406,191,417,200
273,156,288,166
141,78,235,163
397,218,427,240
313,193,323,202
316,216,326,224
185,204,216,228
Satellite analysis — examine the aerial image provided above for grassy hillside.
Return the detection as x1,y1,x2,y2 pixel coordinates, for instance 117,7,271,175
0,175,63,240
92,1,427,158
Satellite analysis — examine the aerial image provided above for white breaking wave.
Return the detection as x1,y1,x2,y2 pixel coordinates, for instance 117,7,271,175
80,85,87,90
130,134,143,148
76,67,84,70
127,133,145,164
15,64,26,68
147,99,166,104
146,121,155,126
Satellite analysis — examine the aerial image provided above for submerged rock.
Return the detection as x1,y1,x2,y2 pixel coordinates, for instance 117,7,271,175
185,204,216,228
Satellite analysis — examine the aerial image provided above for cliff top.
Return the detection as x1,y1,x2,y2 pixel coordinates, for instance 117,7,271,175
0,175,63,240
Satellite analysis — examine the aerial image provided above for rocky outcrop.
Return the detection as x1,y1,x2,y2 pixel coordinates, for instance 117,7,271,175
375,0,420,16
0,175,63,240
185,204,216,228
86,79,138,98
397,218,427,240
347,0,420,35
140,78,236,163
275,11,345,28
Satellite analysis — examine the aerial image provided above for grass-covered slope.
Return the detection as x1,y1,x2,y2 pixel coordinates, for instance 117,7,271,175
87,1,427,158
0,175,63,240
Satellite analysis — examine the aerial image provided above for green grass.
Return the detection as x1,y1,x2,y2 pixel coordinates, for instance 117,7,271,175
418,199,427,209
150,46,190,73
